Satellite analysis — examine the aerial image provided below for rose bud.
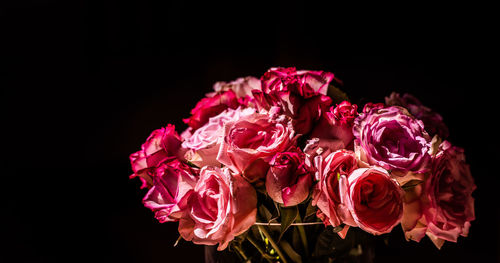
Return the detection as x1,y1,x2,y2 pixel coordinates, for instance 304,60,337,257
217,112,294,181
129,124,184,188
178,166,257,251
142,159,198,222
311,101,359,150
339,167,404,235
353,106,432,176
423,141,475,249
266,147,313,207
312,150,358,236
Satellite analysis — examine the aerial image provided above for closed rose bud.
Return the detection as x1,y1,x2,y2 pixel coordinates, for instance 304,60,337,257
266,148,313,207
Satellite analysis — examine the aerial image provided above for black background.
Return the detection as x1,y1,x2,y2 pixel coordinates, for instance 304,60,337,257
2,1,497,263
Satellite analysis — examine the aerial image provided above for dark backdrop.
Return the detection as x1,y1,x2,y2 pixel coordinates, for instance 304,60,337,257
2,1,497,263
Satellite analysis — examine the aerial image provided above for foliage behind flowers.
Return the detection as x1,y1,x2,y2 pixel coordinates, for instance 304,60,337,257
129,67,475,262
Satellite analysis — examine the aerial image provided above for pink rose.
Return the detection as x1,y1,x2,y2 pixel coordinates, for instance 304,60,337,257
266,147,313,206
423,141,475,248
182,107,255,167
252,67,334,134
353,106,431,176
178,166,257,251
183,90,241,131
385,92,449,139
217,112,294,181
312,150,358,232
142,159,198,222
129,124,184,188
212,76,260,101
339,167,404,235
311,101,359,149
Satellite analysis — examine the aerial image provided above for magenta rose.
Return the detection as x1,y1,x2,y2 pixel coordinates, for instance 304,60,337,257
252,67,334,134
182,107,255,167
353,106,432,176
183,90,241,131
217,112,294,181
266,147,313,207
142,159,198,222
130,124,184,188
178,166,257,251
362,102,384,113
339,167,404,235
311,101,359,150
423,141,475,248
312,150,358,231
386,92,449,139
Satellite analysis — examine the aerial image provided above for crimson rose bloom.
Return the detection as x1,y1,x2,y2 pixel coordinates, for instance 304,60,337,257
266,147,313,207
252,67,334,134
178,166,257,251
339,167,404,235
143,159,198,222
130,124,184,188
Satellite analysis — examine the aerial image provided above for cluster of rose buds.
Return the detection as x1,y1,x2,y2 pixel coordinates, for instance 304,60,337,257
130,67,475,251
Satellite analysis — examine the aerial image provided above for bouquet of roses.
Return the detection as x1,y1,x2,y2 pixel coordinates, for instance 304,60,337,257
129,67,475,262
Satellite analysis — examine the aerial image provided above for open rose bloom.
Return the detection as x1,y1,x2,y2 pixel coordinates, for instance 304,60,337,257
128,67,476,262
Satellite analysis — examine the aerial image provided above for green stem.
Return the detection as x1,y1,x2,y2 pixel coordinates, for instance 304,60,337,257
246,235,274,263
257,225,288,263
233,244,248,262
294,215,309,256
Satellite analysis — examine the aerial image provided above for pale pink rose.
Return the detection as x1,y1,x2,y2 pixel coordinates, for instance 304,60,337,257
178,166,257,251
129,124,184,188
311,101,359,150
266,147,313,206
216,112,294,181
312,150,358,236
142,159,198,222
423,141,475,248
339,167,404,235
212,76,261,101
182,107,255,167
353,106,432,176
252,67,334,134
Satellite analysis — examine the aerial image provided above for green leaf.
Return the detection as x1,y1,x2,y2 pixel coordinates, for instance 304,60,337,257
327,84,349,104
304,201,317,221
401,179,424,191
280,240,303,263
278,206,299,241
